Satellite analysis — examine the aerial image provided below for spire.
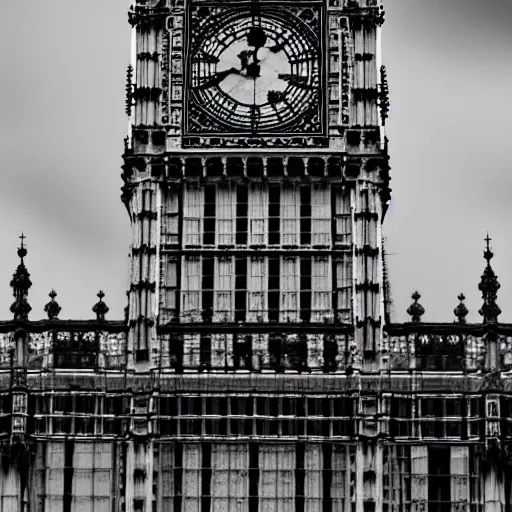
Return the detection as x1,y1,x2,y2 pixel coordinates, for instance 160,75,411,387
478,234,501,323
9,233,32,321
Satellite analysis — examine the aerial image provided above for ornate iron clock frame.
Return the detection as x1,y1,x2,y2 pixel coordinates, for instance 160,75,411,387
183,0,327,148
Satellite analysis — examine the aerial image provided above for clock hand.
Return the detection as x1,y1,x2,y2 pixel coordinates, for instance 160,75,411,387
196,67,240,90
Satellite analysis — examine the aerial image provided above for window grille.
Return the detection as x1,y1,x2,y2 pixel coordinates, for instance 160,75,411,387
211,445,249,512
247,257,267,322
281,185,300,246
71,442,113,510
336,253,353,323
45,442,65,510
334,186,352,246
259,445,295,512
311,257,332,322
154,395,354,440
203,185,216,246
163,256,178,322
390,397,413,438
214,257,234,322
183,183,203,246
331,445,350,512
182,444,202,512
281,257,300,322
235,257,247,322
216,185,236,246
383,445,411,512
181,257,202,322
165,189,179,245
311,184,331,246
249,183,268,246
183,334,200,368
269,185,281,246
419,398,463,439
300,186,311,246
52,393,100,435
236,184,248,245
415,335,464,371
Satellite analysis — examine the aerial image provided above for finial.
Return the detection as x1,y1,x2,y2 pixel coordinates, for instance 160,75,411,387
18,232,27,260
92,290,109,321
454,293,468,323
44,289,61,320
484,233,493,262
10,235,32,321
407,291,425,323
479,234,501,323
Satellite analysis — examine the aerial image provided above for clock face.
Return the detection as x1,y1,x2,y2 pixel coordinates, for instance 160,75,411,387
186,2,324,137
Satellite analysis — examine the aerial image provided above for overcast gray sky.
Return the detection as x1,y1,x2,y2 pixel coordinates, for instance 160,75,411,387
0,1,511,323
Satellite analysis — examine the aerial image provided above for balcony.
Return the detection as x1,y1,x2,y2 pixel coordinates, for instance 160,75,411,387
382,322,512,373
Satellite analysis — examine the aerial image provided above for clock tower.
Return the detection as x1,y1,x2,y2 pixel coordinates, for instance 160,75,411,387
123,0,389,372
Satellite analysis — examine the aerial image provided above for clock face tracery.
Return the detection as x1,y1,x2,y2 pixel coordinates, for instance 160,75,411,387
186,2,325,138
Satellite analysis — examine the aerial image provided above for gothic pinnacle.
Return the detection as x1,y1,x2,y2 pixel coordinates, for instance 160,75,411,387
10,233,32,321
478,234,501,323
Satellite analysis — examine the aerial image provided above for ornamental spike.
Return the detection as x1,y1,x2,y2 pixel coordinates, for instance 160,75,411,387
478,234,501,323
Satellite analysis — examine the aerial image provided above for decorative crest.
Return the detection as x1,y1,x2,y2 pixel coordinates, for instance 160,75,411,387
379,66,390,126
454,293,468,323
125,65,134,117
478,234,501,323
92,290,109,321
406,291,425,323
44,290,61,320
10,233,32,321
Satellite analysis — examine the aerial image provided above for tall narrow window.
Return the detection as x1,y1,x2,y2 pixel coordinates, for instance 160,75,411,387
203,185,216,245
335,254,353,324
259,445,295,512
268,185,281,246
300,258,312,323
183,184,203,246
311,184,331,246
182,444,202,512
280,257,300,322
311,257,332,322
217,185,235,246
281,185,299,246
163,256,178,322
181,256,201,322
249,184,268,246
268,258,280,323
450,446,469,511
235,257,247,322
211,445,249,512
334,187,352,245
428,447,450,512
202,257,214,322
236,185,248,246
247,257,267,322
304,444,322,512
300,186,311,245
411,445,428,512
215,257,234,322
165,188,180,245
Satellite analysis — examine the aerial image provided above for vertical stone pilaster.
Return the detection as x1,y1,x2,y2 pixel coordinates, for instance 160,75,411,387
128,181,159,370
353,181,382,366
